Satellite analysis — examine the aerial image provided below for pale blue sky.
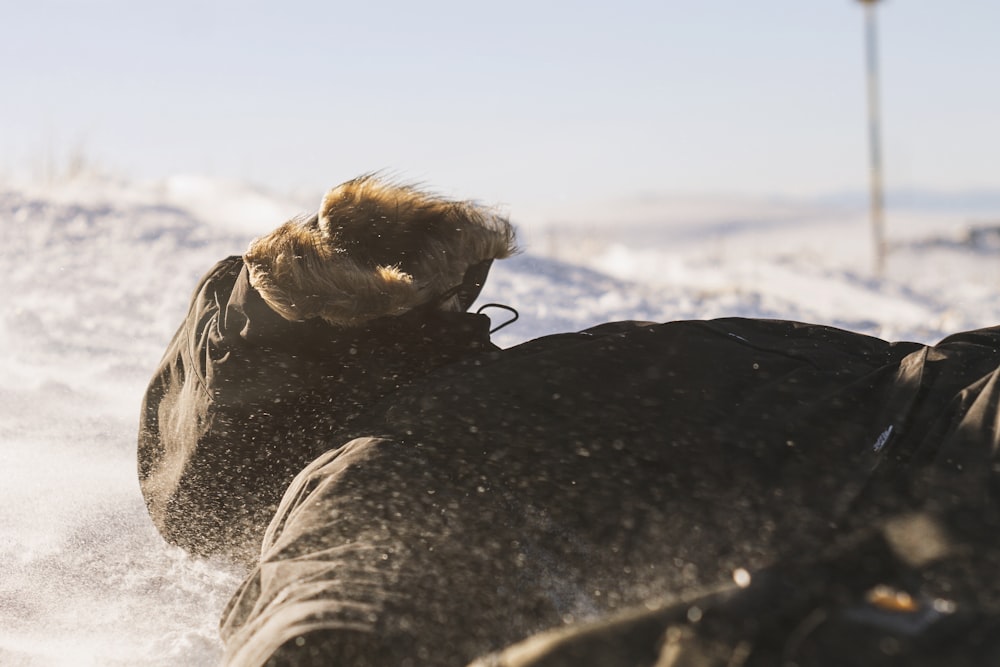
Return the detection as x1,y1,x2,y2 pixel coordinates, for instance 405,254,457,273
2,1,998,208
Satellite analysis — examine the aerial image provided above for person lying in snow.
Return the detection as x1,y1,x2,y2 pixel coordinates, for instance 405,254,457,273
138,176,1000,667
138,175,516,564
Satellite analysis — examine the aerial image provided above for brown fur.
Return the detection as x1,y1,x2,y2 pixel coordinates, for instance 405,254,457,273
244,175,517,326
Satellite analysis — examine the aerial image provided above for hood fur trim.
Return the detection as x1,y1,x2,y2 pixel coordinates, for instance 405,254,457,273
243,175,517,327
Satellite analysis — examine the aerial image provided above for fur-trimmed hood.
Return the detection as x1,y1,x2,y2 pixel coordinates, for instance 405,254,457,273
243,175,517,327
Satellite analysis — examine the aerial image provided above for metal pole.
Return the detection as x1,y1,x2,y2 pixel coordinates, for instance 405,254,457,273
863,1,887,276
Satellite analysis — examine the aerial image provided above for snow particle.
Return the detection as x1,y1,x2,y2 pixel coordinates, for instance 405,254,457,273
872,425,894,453
733,568,751,588
933,598,957,614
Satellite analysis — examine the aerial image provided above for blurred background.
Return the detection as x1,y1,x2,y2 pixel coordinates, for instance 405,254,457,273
3,0,998,224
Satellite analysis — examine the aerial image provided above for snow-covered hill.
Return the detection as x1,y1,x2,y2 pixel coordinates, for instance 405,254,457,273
2,173,999,665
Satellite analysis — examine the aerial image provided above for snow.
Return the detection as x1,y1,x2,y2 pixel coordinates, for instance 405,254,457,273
2,172,999,665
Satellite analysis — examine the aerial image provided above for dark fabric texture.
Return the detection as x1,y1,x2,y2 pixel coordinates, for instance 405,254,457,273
473,512,1000,667
212,318,1000,666
137,256,497,561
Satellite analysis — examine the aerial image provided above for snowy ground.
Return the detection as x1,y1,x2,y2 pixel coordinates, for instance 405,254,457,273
2,172,1000,666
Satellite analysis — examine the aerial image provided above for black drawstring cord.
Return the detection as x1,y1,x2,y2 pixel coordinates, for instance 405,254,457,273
477,303,519,334
421,283,519,334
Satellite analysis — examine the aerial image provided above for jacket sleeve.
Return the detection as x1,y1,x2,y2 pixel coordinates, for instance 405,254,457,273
136,256,275,560
137,254,500,563
137,255,337,562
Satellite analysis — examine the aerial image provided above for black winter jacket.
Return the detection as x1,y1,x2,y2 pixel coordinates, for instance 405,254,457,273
141,258,1000,666
138,256,497,561
215,316,1000,666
